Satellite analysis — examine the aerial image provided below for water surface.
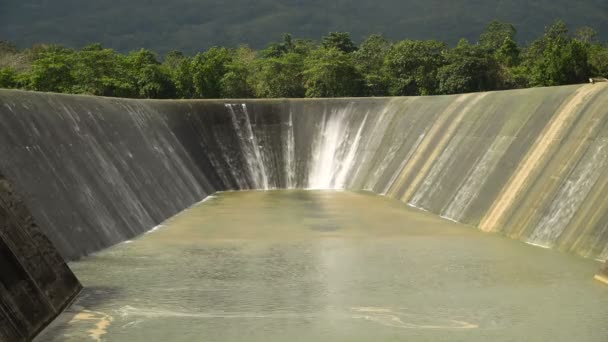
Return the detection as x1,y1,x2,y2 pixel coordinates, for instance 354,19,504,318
37,191,608,341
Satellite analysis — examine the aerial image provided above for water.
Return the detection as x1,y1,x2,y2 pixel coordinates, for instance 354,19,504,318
528,138,608,248
37,191,608,342
308,105,368,189
226,104,269,189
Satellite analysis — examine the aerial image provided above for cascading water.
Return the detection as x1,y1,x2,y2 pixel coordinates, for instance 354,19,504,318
225,104,269,190
527,138,608,248
283,110,296,188
408,131,468,209
307,104,369,189
307,109,343,189
441,136,514,222
380,133,426,195
332,112,368,188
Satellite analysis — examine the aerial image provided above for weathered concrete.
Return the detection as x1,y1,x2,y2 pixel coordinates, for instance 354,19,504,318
3,84,608,339
0,172,81,342
3,86,608,263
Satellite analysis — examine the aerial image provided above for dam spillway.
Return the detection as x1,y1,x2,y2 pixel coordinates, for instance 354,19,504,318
0,84,608,340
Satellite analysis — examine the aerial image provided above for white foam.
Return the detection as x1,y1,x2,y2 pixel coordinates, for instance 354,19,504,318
145,225,164,235
407,203,428,212
524,240,551,249
439,215,459,223
199,195,216,203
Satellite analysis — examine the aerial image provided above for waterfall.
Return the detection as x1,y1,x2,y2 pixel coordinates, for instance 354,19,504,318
225,104,269,190
307,107,347,189
284,110,296,188
349,102,400,189
332,113,368,188
307,104,368,189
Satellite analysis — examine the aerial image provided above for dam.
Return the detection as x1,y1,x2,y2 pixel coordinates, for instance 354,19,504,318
0,84,607,341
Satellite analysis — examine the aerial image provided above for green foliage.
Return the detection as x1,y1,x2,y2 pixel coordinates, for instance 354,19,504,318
495,36,521,67
69,44,127,96
524,20,593,87
321,32,357,53
1,20,607,99
528,39,592,86
123,49,175,98
383,40,446,95
575,27,598,43
354,34,391,96
26,49,76,92
261,34,296,58
252,53,306,98
220,47,255,98
437,39,501,94
163,51,194,98
192,47,232,98
479,21,517,52
0,68,17,88
303,48,363,97
589,43,608,77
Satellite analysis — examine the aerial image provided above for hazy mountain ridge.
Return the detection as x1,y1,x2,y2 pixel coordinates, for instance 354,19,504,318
1,0,607,53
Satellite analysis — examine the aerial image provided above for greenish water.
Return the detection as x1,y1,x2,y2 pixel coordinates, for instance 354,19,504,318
37,191,608,342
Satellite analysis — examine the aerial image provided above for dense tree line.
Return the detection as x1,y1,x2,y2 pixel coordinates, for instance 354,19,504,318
1,20,607,99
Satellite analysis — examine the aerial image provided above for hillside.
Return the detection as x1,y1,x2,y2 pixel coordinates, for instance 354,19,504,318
1,0,607,53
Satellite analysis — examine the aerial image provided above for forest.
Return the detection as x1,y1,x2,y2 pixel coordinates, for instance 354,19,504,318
1,20,607,99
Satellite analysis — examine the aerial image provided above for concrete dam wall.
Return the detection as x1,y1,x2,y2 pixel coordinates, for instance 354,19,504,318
0,172,81,342
3,85,608,262
2,84,608,338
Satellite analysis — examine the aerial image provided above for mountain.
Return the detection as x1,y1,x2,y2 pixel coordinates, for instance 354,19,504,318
1,0,607,54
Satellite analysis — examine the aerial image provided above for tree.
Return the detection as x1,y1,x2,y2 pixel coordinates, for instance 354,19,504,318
220,46,255,98
589,43,608,77
69,43,129,96
437,39,501,94
575,26,598,43
252,53,306,98
495,37,525,89
321,32,357,53
479,21,517,52
124,49,175,98
191,47,232,98
354,34,391,96
163,51,194,98
261,34,296,58
26,49,75,92
496,36,521,67
524,20,592,86
528,39,592,86
0,25,604,99
302,48,363,97
0,68,17,88
383,39,446,95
